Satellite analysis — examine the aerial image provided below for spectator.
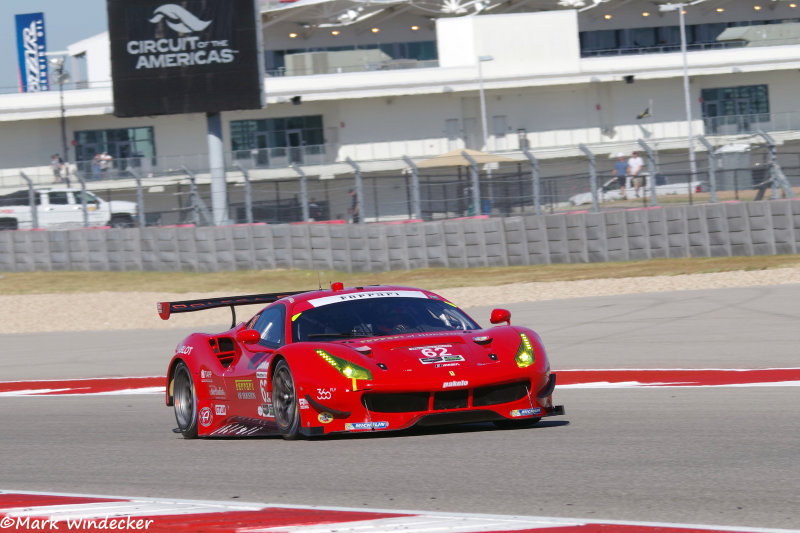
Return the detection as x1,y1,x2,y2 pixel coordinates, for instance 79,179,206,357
51,154,64,183
99,151,113,177
628,151,645,198
348,188,360,224
612,152,628,199
92,154,102,181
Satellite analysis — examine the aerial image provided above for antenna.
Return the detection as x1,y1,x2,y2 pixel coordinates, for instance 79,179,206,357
317,271,322,290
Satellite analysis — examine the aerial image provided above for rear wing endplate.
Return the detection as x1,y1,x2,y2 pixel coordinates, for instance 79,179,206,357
158,290,307,328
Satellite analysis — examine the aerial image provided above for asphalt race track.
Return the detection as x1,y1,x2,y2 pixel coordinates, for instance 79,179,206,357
1,285,799,530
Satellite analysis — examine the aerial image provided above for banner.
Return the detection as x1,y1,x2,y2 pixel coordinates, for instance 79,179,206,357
15,12,49,93
107,0,264,117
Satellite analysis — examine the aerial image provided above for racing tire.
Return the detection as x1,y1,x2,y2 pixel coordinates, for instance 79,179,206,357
493,417,541,430
173,362,199,439
272,359,301,440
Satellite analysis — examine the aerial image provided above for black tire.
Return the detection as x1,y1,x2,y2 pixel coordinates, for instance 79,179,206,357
173,363,198,439
493,417,541,430
272,359,301,440
108,215,134,228
0,218,18,231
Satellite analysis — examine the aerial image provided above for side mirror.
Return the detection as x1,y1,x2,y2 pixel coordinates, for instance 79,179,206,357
490,308,511,325
235,329,261,344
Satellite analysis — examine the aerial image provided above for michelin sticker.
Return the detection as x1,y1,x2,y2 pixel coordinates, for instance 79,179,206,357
510,408,542,417
345,422,389,431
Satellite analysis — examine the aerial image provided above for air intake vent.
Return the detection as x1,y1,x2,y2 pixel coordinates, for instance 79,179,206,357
363,392,429,413
209,337,237,368
473,381,529,407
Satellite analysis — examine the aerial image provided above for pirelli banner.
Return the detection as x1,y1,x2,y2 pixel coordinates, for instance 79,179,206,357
107,0,264,117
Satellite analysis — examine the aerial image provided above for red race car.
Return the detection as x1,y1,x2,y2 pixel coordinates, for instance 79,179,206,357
158,283,564,439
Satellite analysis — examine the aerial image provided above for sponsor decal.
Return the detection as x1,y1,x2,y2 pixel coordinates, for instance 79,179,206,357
237,392,256,400
201,369,212,379
510,408,542,417
256,371,268,379
199,406,213,427
177,345,193,355
309,290,428,308
298,398,310,410
210,423,261,436
442,380,468,389
235,379,254,391
257,403,274,418
209,385,226,398
435,362,462,368
449,371,456,377
259,380,270,403
345,421,389,431
214,404,226,416
316,387,335,400
420,355,464,364
318,412,333,424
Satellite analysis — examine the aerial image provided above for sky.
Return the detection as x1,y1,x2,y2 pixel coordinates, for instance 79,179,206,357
0,0,108,94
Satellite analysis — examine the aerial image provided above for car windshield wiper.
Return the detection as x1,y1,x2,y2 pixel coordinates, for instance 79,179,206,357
306,332,373,339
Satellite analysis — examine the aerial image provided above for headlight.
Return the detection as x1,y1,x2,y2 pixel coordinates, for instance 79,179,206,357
316,349,373,380
515,333,535,368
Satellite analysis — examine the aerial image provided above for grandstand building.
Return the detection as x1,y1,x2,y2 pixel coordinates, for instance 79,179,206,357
1,0,799,222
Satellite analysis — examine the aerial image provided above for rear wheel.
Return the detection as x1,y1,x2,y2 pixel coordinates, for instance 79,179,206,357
173,363,198,439
272,360,301,440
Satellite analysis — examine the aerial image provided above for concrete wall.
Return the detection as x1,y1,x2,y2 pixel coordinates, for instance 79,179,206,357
1,200,798,273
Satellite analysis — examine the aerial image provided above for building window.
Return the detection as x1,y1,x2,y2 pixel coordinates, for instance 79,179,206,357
701,84,769,134
230,115,324,166
73,127,155,173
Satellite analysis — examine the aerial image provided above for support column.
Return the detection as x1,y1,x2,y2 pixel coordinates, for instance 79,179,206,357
207,112,228,226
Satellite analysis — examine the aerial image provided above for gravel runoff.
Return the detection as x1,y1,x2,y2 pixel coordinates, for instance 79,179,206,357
2,268,799,334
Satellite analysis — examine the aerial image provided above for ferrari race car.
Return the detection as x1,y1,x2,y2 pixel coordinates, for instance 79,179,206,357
158,284,564,439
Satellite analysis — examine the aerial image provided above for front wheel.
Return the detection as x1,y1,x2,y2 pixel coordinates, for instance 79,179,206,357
173,362,198,439
272,360,301,440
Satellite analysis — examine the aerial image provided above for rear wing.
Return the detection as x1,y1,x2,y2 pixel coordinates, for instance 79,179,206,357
158,290,307,328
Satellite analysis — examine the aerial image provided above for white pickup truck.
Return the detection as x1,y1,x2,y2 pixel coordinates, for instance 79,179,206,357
0,188,138,230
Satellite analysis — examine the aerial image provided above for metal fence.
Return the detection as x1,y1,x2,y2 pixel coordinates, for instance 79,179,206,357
2,136,799,231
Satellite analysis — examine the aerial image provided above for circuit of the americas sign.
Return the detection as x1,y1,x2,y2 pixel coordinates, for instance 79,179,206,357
107,0,264,117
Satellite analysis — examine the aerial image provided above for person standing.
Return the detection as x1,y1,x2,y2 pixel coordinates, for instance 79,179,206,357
628,151,645,198
348,188,360,223
612,152,628,199
99,151,113,177
51,154,64,183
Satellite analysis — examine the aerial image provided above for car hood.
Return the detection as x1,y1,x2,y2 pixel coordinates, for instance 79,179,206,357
339,328,533,389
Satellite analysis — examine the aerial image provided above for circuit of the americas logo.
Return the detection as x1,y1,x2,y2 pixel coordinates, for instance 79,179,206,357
126,3,237,70
149,4,211,34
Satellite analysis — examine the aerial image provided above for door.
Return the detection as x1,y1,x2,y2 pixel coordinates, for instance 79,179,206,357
254,133,269,167
463,118,478,150
38,191,79,229
445,119,460,150
287,129,303,164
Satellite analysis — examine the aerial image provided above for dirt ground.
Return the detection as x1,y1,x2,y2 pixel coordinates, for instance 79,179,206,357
2,267,799,334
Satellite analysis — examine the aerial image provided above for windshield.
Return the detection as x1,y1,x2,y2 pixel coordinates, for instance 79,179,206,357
292,297,479,342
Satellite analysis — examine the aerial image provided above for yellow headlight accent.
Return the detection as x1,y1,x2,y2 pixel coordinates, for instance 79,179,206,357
316,349,373,380
515,333,535,368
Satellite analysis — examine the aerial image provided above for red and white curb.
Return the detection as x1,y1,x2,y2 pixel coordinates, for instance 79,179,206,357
1,368,800,396
1,491,798,533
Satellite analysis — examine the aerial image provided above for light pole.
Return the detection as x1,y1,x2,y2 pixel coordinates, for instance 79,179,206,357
659,2,699,177
477,55,494,151
48,53,71,186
